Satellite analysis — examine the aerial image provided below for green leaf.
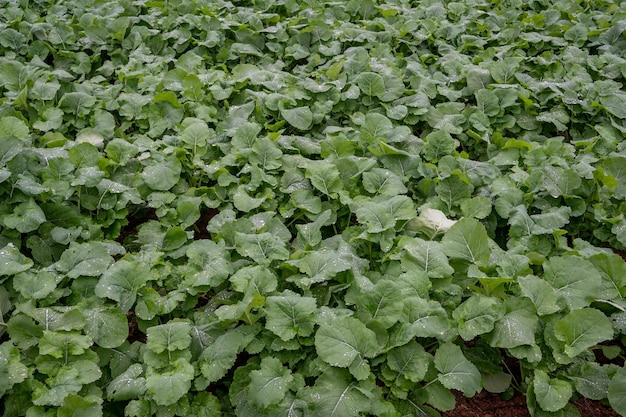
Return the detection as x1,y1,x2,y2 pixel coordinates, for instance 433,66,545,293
488,306,538,349
422,131,456,162
305,160,343,197
434,342,481,397
0,243,33,278
589,253,626,300
608,367,626,416
307,368,371,417
95,259,155,311
55,242,114,278
39,331,92,359
142,156,182,191
58,395,102,417
315,317,378,379
280,106,313,130
200,327,257,383
147,321,192,354
248,357,294,409
441,218,490,265
361,113,393,143
265,294,317,341
518,275,561,315
2,198,46,233
0,343,28,396
533,369,572,412
407,208,457,239
106,363,147,401
356,72,385,98
32,366,84,406
356,281,404,329
452,295,504,341
386,340,431,383
399,238,454,278
362,168,407,197
542,256,602,310
234,232,290,264
145,358,194,406
83,307,128,349
554,308,613,358
58,92,97,115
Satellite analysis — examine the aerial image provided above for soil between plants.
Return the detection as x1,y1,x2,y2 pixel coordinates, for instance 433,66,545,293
442,390,620,417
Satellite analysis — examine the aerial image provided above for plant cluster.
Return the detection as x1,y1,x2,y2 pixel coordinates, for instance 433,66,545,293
1,0,626,416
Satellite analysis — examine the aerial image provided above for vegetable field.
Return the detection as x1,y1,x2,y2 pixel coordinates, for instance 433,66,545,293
1,0,626,416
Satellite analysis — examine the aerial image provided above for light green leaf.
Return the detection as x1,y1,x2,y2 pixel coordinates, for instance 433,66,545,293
146,321,191,354
248,357,294,409
2,198,46,233
533,369,572,412
362,168,407,197
55,242,114,278
452,295,504,341
281,106,313,130
315,316,378,378
95,260,155,311
265,294,317,341
83,307,128,349
38,331,92,359
435,342,481,397
32,366,84,406
145,358,194,406
106,363,147,401
608,367,626,416
0,343,28,396
361,113,393,143
543,256,602,310
423,130,456,163
400,238,454,278
308,368,373,417
554,308,613,358
57,395,102,417
356,72,385,98
234,232,289,263
488,307,538,349
407,208,457,238
589,253,626,300
200,326,257,383
518,275,561,315
356,281,404,329
386,340,431,383
58,92,97,115
441,218,490,265
305,160,343,197
142,156,182,191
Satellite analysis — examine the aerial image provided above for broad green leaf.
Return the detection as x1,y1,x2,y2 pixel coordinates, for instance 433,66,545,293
601,156,626,199
230,265,278,295
57,395,102,417
295,243,356,286
400,238,454,278
452,295,504,341
234,232,290,263
543,256,602,310
58,92,97,115
142,156,182,191
315,316,378,378
248,357,294,409
608,367,626,416
356,72,385,98
185,240,233,290
38,331,92,359
362,168,407,197
32,366,84,406
386,340,430,383
2,199,46,233
488,305,538,349
403,297,453,339
361,113,393,143
307,368,371,417
356,280,404,329
460,196,492,219
589,253,626,299
83,307,128,349
146,321,192,354
434,342,481,397
11,271,56,302
280,106,313,130
106,363,147,401
441,218,490,265
200,326,257,383
518,275,561,315
533,370,572,413
554,308,613,358
265,294,317,341
567,363,610,400
305,160,343,197
145,358,194,406
95,260,155,311
55,242,114,278
0,343,28,396
0,243,33,277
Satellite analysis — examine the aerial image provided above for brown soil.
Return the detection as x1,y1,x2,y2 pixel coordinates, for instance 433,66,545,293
443,391,620,417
